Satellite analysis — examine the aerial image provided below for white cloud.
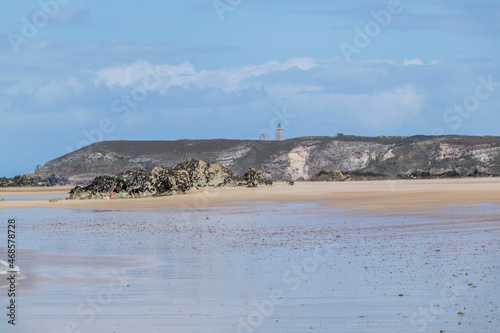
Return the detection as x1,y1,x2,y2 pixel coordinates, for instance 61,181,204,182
283,84,425,130
354,85,425,123
33,77,84,103
91,57,318,93
90,61,195,89
88,58,429,132
403,58,424,66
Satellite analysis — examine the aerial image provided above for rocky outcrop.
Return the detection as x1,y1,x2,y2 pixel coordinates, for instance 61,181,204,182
243,168,273,187
310,170,351,182
398,166,495,179
68,158,269,200
41,174,68,186
0,174,68,187
174,159,241,188
0,175,38,187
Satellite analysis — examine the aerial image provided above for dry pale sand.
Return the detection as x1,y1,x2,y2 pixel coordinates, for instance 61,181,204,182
1,178,499,212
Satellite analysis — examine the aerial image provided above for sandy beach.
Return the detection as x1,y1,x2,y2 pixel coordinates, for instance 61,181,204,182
1,178,499,332
1,178,499,212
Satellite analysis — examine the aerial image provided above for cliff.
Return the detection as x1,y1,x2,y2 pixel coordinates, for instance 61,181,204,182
34,135,500,184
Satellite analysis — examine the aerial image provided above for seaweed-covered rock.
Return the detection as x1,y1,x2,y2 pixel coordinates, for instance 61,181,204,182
149,166,177,196
118,169,151,189
0,175,38,187
205,162,241,187
0,173,68,187
42,174,69,186
327,171,351,182
174,158,241,188
243,167,273,187
67,158,261,200
175,158,208,188
68,175,128,199
309,170,351,182
398,168,463,179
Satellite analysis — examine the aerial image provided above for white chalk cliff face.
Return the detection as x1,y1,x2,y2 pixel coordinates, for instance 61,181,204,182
264,141,390,180
286,146,311,180
436,143,500,163
381,149,395,161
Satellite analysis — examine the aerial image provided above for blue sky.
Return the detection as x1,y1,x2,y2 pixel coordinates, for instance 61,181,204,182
1,0,499,177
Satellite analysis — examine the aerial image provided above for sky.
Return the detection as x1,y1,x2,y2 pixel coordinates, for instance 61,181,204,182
0,0,499,177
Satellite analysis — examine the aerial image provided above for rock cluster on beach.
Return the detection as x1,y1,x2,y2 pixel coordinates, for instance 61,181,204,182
397,166,493,179
0,175,38,187
242,167,273,187
0,174,68,187
68,158,272,199
310,170,352,182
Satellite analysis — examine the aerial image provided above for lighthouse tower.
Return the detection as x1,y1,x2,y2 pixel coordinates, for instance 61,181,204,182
276,123,283,141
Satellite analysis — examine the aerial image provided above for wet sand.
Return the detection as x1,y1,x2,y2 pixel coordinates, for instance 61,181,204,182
0,179,498,332
0,203,498,332
1,178,500,212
